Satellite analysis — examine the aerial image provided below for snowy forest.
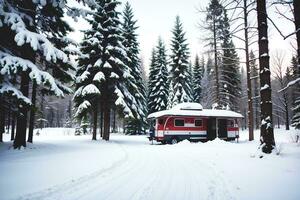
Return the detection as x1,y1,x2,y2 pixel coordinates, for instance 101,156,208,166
1,0,299,151
0,0,300,199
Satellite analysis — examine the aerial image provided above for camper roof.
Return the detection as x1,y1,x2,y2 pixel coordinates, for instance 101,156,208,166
148,103,243,119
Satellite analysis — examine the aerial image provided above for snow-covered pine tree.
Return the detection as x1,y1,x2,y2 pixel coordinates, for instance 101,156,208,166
27,2,76,143
169,16,192,105
74,0,136,141
167,77,175,109
148,38,169,113
121,2,147,135
0,0,71,148
249,50,260,130
148,49,158,114
192,55,204,103
219,10,241,111
291,56,300,129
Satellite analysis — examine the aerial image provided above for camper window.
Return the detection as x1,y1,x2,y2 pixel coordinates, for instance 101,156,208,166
174,119,184,127
195,119,203,127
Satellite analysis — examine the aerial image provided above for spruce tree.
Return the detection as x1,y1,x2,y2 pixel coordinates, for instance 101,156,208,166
27,2,75,143
148,39,168,113
169,16,192,105
192,55,204,103
291,57,300,129
219,10,241,111
0,1,71,148
148,49,158,114
121,2,147,135
167,78,175,109
74,0,137,141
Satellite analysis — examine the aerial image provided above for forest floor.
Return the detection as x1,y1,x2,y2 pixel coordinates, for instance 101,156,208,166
0,128,299,200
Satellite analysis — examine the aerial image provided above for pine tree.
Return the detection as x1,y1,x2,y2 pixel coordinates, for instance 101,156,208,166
74,0,137,141
192,55,204,103
27,3,75,143
167,77,175,109
121,2,147,135
148,38,168,113
0,1,71,148
219,10,241,111
169,16,192,106
147,49,158,114
291,56,300,129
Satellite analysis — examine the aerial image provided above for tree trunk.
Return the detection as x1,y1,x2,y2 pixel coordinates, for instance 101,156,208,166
14,72,30,149
92,104,98,140
39,94,44,129
277,111,280,129
213,16,220,103
257,0,275,153
285,104,290,130
28,81,37,143
294,0,300,71
11,113,15,141
103,101,111,141
112,108,116,133
100,104,103,138
7,107,11,134
243,0,254,141
0,97,5,142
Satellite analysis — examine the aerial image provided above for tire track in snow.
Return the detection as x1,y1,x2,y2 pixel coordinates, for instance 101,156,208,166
11,142,129,200
11,138,237,200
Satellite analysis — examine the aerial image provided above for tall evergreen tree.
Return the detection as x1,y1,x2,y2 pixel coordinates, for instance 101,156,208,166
169,16,192,105
27,2,75,143
0,0,71,148
219,10,241,111
147,49,158,114
74,0,137,141
121,2,147,135
291,56,300,129
192,55,204,103
148,38,168,113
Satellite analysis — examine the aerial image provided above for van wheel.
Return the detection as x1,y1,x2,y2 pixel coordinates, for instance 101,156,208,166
171,138,178,144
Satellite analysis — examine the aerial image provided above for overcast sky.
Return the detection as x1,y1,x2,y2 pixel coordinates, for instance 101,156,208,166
66,0,296,74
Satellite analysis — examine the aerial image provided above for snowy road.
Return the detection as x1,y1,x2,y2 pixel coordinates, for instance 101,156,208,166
1,128,300,200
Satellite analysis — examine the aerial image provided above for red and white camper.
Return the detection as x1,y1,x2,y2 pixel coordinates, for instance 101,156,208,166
147,103,243,144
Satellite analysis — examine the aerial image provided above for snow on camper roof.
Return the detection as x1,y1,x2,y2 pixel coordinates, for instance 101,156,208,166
172,102,203,111
148,103,243,119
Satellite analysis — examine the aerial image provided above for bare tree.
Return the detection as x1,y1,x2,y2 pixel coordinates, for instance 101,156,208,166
222,0,258,140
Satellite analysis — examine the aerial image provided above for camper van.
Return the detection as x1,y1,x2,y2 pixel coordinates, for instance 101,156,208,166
147,103,243,144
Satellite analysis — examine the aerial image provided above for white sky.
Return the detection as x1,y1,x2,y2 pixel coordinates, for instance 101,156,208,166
66,0,296,75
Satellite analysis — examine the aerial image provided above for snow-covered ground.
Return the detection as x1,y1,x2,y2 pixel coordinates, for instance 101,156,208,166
0,128,299,200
